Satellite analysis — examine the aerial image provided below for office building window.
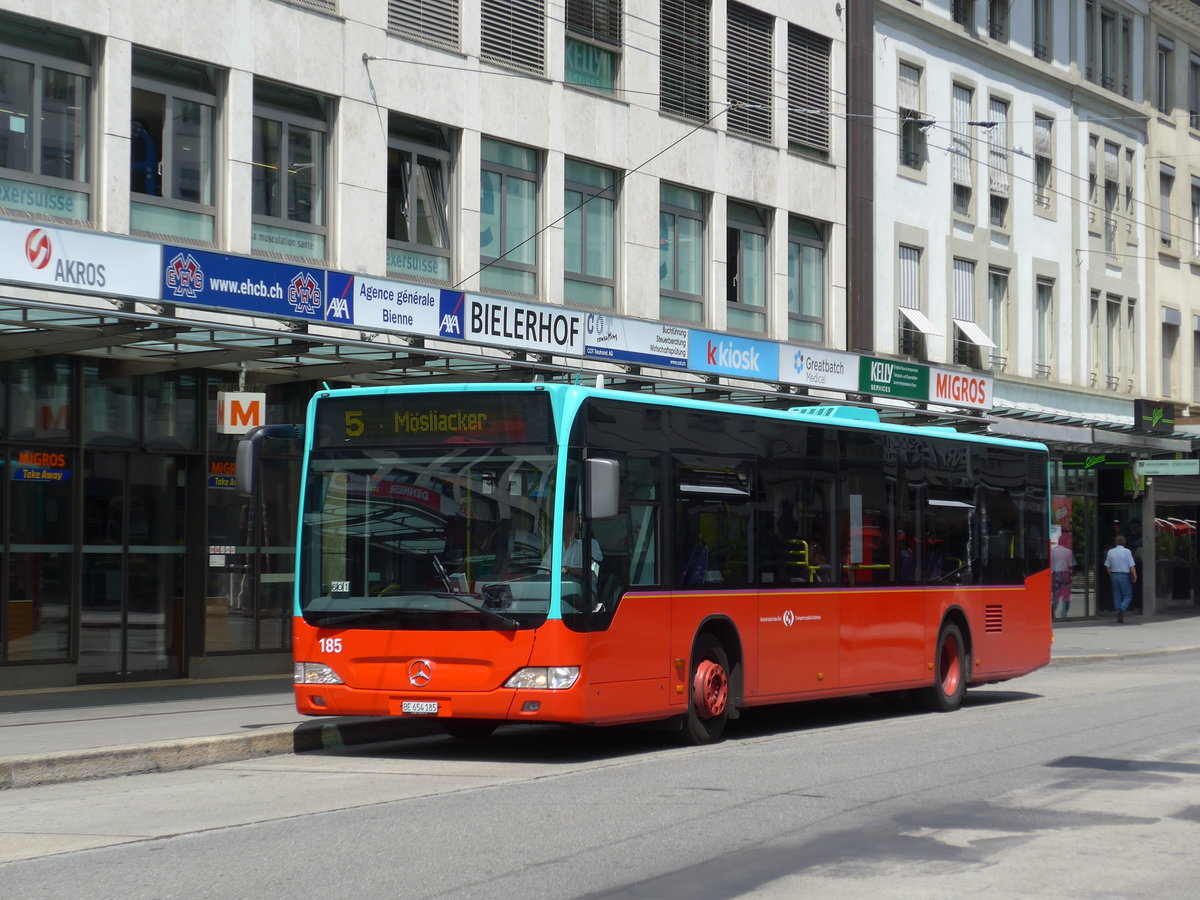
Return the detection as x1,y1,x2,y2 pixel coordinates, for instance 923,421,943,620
565,0,621,94
1105,293,1121,388
1192,322,1200,399
1161,165,1176,248
897,244,937,360
660,183,705,322
1034,277,1053,377
988,0,1007,41
951,84,973,215
987,97,1009,228
726,201,767,333
788,24,831,156
788,218,825,343
726,2,772,142
0,16,91,223
1163,320,1179,396
1192,178,1200,256
898,63,926,170
480,138,538,296
1103,142,1118,255
951,0,975,30
661,0,710,122
1158,35,1175,114
564,158,617,308
988,268,1008,370
1033,0,1051,60
1034,115,1053,209
1125,148,1135,212
481,0,546,75
388,0,460,50
387,114,452,284
130,49,216,243
251,81,328,261
1086,2,1133,99
952,257,992,368
1191,52,1200,128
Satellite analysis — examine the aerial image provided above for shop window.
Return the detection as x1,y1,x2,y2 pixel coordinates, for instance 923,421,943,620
479,137,538,296
565,0,621,94
660,182,705,322
130,49,218,243
726,200,768,333
251,80,329,261
0,14,92,223
9,356,73,441
788,217,825,342
387,114,453,284
564,158,616,308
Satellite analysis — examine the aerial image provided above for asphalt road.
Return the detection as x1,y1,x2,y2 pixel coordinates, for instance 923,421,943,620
3,651,1200,899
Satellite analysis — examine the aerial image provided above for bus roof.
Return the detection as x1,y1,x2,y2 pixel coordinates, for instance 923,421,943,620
310,381,1049,455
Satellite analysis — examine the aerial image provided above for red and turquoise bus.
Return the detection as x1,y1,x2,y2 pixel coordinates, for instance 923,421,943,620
240,381,1051,743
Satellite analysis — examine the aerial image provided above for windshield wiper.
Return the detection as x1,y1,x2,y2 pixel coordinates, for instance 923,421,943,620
432,591,520,631
306,596,520,631
305,608,406,627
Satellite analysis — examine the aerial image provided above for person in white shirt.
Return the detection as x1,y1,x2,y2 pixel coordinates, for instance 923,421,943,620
1104,534,1137,624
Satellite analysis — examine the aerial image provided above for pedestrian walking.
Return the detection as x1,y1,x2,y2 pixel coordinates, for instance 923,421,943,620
1104,534,1137,624
1051,537,1077,620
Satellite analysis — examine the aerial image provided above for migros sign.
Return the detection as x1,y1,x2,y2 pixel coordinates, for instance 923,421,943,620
216,392,266,434
930,369,992,411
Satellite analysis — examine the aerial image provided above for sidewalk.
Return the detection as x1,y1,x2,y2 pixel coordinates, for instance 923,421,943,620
2,614,1199,790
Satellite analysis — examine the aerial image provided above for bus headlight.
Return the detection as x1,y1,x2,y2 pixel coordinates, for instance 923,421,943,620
295,662,344,685
504,666,580,690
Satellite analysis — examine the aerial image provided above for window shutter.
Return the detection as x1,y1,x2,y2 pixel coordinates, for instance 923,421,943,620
898,64,921,111
388,0,460,49
1033,116,1052,156
898,246,920,309
481,0,546,75
953,258,976,321
661,0,711,121
727,2,774,141
951,85,973,186
1104,142,1119,182
987,98,1009,197
566,0,622,46
788,24,831,154
286,0,337,13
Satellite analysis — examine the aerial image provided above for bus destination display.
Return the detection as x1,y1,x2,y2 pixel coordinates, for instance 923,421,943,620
316,392,553,447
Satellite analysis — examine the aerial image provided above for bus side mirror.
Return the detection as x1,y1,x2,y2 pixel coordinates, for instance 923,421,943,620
236,424,303,497
586,458,620,520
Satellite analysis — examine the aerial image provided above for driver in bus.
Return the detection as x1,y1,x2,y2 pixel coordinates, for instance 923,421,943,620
544,511,604,606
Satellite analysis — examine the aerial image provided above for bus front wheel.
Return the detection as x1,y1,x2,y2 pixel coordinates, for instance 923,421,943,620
920,622,967,712
684,633,730,744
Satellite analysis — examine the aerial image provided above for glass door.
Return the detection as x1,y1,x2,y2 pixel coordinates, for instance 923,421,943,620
80,452,186,680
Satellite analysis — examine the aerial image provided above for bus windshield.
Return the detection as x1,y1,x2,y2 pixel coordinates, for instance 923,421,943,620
299,447,556,630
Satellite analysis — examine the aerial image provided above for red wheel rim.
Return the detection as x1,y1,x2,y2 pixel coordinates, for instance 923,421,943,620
692,658,728,719
939,638,962,696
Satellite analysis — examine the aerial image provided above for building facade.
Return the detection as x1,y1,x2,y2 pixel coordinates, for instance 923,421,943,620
873,0,1199,621
0,0,852,686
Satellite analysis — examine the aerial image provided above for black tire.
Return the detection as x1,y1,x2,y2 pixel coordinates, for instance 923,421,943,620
919,622,967,712
442,719,499,740
684,633,731,744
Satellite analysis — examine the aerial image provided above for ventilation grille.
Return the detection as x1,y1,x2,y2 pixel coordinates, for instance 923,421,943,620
388,0,460,50
984,604,1003,633
481,0,546,76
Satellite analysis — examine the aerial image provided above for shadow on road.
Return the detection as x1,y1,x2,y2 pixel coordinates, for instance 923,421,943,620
306,687,1042,765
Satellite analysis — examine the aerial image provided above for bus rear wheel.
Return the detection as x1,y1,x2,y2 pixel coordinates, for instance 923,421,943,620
920,622,967,712
684,633,730,744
